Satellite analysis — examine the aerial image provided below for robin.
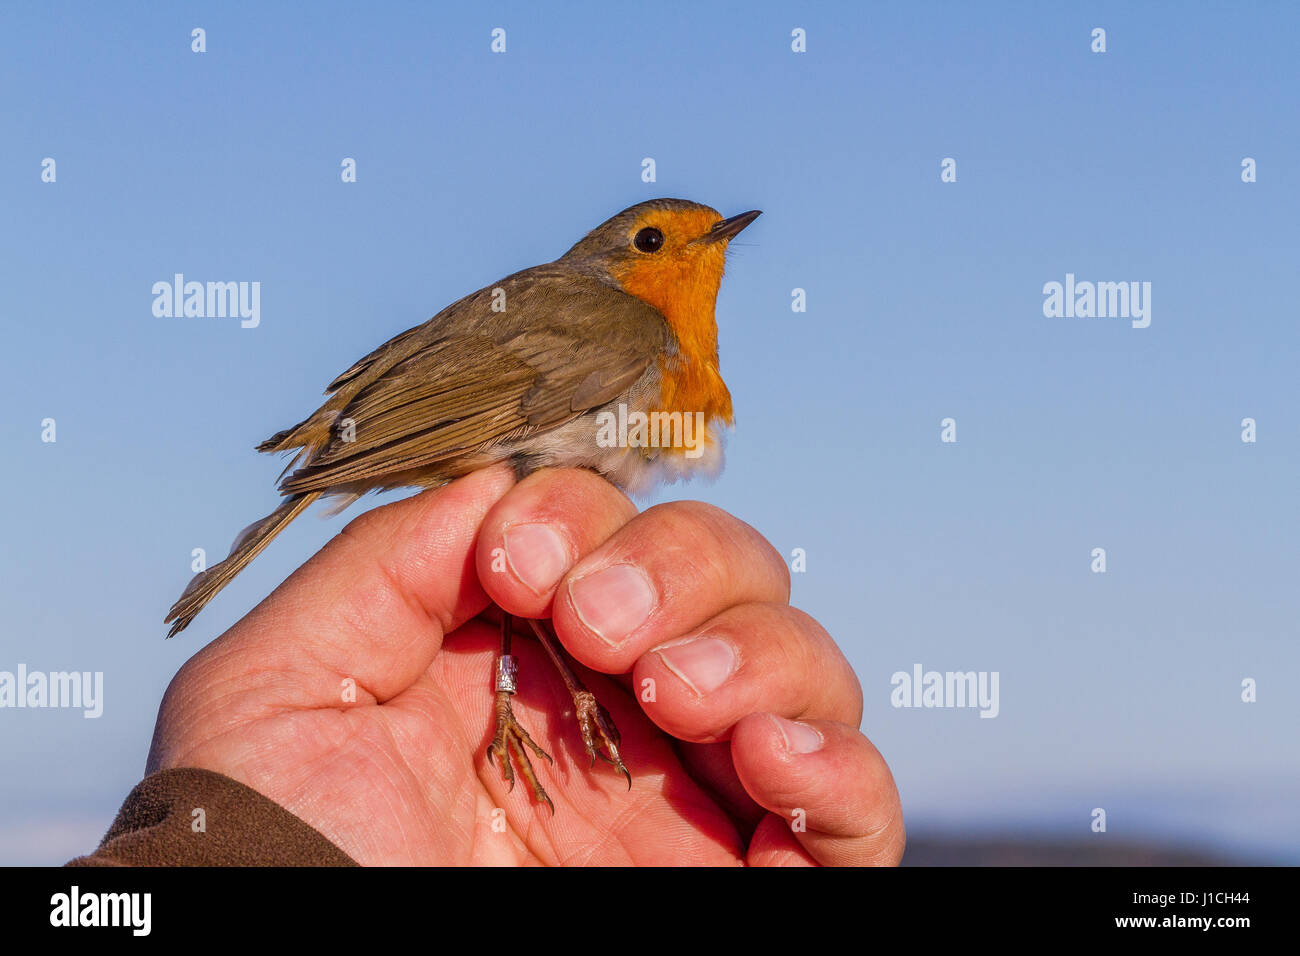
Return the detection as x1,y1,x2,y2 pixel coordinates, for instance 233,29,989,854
165,198,761,810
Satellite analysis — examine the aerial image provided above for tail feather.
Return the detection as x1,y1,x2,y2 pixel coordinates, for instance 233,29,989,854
255,428,294,453
165,492,320,637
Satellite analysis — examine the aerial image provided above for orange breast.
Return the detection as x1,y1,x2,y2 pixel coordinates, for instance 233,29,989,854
612,246,735,426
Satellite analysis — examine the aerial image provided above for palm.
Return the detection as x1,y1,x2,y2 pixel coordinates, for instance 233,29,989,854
162,612,745,865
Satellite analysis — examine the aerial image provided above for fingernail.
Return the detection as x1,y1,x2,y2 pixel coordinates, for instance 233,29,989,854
503,524,570,595
772,715,824,755
568,564,655,647
655,637,736,696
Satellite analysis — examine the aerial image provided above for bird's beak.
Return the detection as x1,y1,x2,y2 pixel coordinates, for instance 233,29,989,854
704,209,762,243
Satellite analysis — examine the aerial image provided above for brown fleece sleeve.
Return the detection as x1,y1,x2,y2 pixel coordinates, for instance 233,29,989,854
66,767,358,866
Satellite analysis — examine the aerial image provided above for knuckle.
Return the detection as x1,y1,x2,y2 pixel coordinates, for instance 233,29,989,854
643,501,789,597
785,605,863,721
854,797,906,864
519,468,635,536
746,603,863,723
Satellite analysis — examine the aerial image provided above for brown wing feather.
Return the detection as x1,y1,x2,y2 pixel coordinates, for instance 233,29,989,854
324,323,430,394
275,268,671,496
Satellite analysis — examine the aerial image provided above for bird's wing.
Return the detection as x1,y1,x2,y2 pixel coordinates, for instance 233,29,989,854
276,269,671,494
323,322,429,394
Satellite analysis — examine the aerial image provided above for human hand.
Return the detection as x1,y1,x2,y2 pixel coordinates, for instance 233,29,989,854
148,466,904,865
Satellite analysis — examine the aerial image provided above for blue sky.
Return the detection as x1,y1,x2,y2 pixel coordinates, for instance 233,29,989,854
2,1,1297,864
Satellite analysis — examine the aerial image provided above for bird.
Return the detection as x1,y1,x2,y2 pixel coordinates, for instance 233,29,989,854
164,198,761,811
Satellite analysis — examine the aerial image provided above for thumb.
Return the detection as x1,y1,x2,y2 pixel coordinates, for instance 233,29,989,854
174,465,516,714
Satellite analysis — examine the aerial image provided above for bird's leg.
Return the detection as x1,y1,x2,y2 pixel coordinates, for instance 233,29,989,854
525,617,632,790
486,612,554,813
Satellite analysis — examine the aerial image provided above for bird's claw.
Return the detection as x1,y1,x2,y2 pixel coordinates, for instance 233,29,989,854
573,689,631,790
487,690,554,814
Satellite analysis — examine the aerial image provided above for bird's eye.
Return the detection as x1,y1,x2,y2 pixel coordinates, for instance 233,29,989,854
633,227,665,253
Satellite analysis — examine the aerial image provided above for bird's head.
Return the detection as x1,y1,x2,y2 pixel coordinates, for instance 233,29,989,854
560,199,761,346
